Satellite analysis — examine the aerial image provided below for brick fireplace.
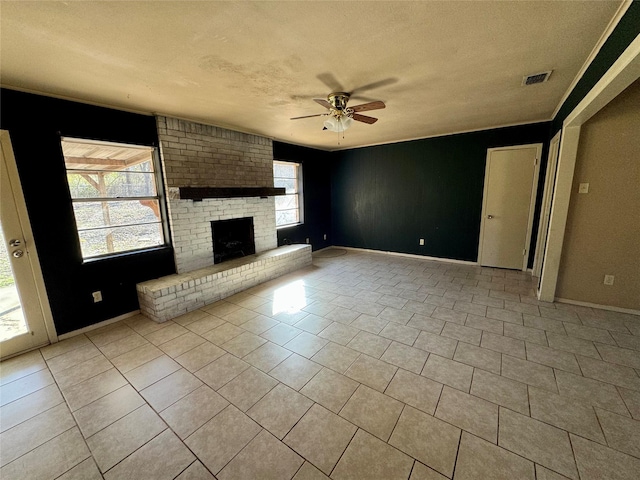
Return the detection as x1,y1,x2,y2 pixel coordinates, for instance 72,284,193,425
136,116,311,323
156,116,278,274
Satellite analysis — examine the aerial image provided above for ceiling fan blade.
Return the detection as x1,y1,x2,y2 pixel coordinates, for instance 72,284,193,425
350,101,385,112
317,72,343,92
290,113,326,120
313,98,332,109
350,77,398,95
352,113,378,124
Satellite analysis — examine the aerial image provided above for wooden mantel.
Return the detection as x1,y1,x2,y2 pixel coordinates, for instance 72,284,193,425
178,186,286,200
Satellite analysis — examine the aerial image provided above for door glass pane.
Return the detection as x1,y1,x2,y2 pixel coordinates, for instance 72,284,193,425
0,220,27,341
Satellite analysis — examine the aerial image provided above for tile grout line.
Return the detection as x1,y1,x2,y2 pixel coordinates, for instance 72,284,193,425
0,386,66,434
327,425,359,478
99,426,170,476
449,422,464,479
4,250,639,478
170,459,199,480
1,357,92,477
592,405,610,448
0,371,52,408
566,431,582,480
184,404,262,477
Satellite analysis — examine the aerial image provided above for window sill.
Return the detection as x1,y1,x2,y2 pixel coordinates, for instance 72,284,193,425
276,223,304,230
81,245,172,264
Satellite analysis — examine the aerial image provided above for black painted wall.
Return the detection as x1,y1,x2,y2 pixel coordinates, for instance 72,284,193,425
1,89,175,335
332,123,551,263
273,142,333,251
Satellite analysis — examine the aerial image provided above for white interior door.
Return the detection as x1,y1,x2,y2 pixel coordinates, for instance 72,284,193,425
1,131,53,359
479,144,542,270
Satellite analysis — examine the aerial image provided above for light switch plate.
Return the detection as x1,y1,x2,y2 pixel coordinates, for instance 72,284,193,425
579,183,589,194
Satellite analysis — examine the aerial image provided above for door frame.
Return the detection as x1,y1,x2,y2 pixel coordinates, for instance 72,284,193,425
1,130,57,357
538,34,640,301
532,131,561,278
478,143,543,271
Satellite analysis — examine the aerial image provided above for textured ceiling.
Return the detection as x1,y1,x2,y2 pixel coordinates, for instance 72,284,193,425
0,1,623,150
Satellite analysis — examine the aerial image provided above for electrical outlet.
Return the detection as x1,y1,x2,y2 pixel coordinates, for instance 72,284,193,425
323,234,327,240
603,275,615,286
92,291,103,302
419,238,425,246
579,183,589,194
306,238,310,244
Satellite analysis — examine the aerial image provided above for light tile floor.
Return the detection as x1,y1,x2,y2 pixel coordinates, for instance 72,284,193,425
1,248,640,479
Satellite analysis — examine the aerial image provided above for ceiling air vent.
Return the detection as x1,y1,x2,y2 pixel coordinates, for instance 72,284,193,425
522,71,552,86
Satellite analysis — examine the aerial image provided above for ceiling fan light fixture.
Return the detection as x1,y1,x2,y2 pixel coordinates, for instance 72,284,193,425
323,117,337,131
292,91,384,136
323,115,352,132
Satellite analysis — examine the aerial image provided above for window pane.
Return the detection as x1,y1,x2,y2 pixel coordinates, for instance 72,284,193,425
275,194,298,210
67,170,157,198
78,223,164,258
276,209,299,226
73,200,161,229
61,138,166,260
274,163,296,178
274,161,302,227
67,159,155,173
120,161,154,173
274,178,297,193
61,140,154,173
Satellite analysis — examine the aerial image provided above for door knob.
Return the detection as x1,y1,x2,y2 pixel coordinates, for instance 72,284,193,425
9,239,21,247
487,215,494,219
13,250,24,258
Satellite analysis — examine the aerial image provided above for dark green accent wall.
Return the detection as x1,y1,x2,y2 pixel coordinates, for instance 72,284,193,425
332,123,551,263
1,89,176,335
273,142,333,251
552,2,640,133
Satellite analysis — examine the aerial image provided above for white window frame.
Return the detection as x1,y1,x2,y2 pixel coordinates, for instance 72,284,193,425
274,160,304,228
61,137,168,260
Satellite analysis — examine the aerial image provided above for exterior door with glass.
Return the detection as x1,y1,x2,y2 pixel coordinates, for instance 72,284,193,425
1,130,53,359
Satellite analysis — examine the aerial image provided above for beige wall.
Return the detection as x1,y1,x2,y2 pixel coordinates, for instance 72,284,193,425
556,79,640,311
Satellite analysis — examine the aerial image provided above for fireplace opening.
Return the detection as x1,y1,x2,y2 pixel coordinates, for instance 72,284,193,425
211,217,256,264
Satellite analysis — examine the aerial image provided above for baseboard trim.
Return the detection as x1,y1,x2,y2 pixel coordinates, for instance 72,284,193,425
57,310,141,341
336,246,478,266
554,297,640,316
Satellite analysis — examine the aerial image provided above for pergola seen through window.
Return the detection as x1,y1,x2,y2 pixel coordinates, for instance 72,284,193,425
61,138,166,259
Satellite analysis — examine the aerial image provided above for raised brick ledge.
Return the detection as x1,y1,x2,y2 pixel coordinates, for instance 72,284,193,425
136,244,312,323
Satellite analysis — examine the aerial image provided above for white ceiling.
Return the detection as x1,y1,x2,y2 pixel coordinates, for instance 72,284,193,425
0,1,624,151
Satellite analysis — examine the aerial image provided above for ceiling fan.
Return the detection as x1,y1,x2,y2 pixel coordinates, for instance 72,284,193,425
291,92,385,132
